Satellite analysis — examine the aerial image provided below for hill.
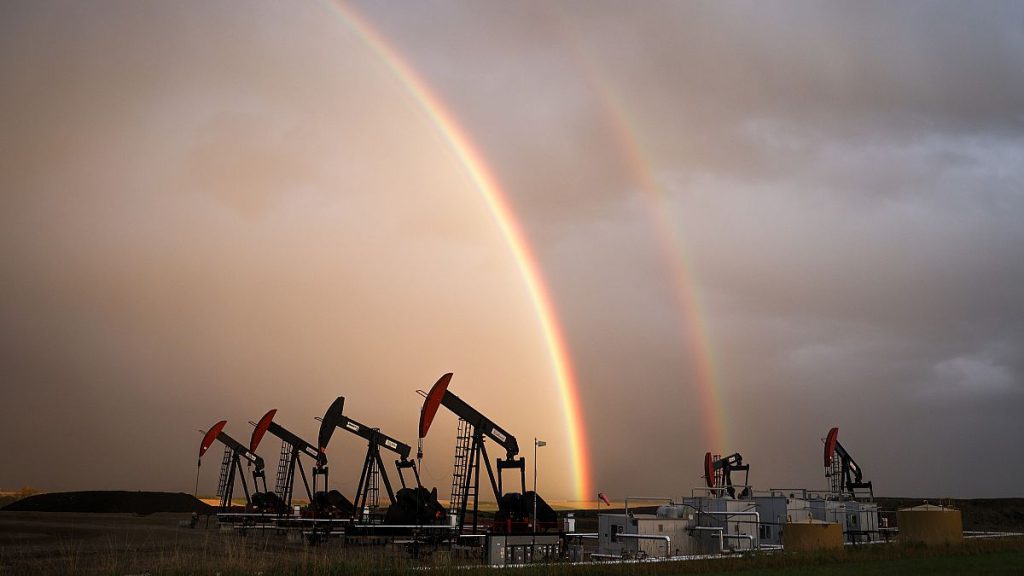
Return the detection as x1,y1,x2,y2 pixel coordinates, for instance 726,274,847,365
1,491,213,515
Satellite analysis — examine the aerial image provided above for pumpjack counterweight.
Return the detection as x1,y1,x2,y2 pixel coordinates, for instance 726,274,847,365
199,420,266,510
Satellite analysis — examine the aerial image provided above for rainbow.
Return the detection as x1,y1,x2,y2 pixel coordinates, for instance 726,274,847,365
557,18,729,451
322,2,593,500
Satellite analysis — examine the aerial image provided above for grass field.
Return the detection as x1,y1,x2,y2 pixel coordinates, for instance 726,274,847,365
2,510,1022,575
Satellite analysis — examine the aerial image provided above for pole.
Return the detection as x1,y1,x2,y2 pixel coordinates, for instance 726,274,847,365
194,459,201,499
533,438,538,531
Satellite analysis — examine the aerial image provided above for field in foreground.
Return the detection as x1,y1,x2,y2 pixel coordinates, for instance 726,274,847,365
1,510,1023,575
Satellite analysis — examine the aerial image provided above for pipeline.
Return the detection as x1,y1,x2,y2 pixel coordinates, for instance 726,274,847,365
689,526,725,551
691,509,760,549
614,533,672,558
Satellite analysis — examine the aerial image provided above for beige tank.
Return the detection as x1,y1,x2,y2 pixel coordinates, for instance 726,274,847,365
783,520,844,552
897,504,962,546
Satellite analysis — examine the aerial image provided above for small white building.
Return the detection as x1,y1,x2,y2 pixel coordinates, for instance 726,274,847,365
597,509,705,559
808,499,880,542
754,495,811,545
683,497,758,551
486,533,560,566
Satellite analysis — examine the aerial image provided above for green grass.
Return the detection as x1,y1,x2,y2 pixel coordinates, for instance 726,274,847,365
690,550,1024,575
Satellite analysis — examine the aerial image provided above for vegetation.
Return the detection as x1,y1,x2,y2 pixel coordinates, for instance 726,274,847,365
1,532,1022,576
0,486,40,508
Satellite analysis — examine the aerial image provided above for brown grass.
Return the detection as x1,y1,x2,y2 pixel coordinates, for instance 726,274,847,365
1,522,1021,575
0,486,41,509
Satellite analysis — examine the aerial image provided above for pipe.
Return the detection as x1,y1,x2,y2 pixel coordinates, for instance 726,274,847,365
689,526,725,551
614,533,671,558
345,524,462,529
689,486,752,498
624,496,675,521
692,510,760,549
723,533,755,548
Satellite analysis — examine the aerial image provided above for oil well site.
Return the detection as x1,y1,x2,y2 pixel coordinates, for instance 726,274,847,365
4,1,1024,574
3,372,1022,574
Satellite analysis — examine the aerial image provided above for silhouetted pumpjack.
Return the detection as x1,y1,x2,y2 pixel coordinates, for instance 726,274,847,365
317,397,420,520
248,409,324,513
824,427,873,500
199,420,267,509
704,452,751,499
418,372,537,533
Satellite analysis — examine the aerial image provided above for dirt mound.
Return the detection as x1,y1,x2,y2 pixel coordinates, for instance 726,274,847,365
1,491,214,515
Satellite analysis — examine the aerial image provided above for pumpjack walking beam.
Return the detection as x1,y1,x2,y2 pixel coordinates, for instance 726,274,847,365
418,372,526,533
249,409,325,510
317,397,419,517
199,420,267,509
824,427,873,500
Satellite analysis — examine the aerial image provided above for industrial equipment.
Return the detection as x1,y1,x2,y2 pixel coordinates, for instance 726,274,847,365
823,427,873,500
317,396,422,520
198,420,266,509
383,485,447,526
248,409,324,514
703,452,751,499
419,372,551,533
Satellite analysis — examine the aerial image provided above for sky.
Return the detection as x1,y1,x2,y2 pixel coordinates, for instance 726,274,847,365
1,0,1022,501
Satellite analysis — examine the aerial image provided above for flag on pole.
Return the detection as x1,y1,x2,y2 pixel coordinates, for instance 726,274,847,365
598,492,611,507
536,440,547,447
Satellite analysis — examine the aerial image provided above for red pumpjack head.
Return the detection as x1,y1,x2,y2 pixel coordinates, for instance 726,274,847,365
704,452,716,488
250,409,277,453
824,427,840,467
419,372,452,439
200,420,228,458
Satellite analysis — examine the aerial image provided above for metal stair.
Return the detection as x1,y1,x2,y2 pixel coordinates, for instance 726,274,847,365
449,418,473,526
274,441,294,498
216,446,232,498
366,455,380,510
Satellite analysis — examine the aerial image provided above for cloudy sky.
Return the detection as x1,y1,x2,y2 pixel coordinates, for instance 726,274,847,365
2,1,1022,501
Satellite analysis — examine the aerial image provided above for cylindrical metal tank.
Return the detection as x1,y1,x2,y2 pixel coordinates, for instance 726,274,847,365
897,504,962,546
783,520,844,552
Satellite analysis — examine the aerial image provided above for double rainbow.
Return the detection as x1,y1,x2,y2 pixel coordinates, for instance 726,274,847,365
325,2,593,500
559,24,729,451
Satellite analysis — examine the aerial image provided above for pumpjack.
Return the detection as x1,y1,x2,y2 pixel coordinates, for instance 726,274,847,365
418,372,555,533
248,409,325,514
703,452,751,499
316,397,425,521
823,427,873,500
199,420,267,509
